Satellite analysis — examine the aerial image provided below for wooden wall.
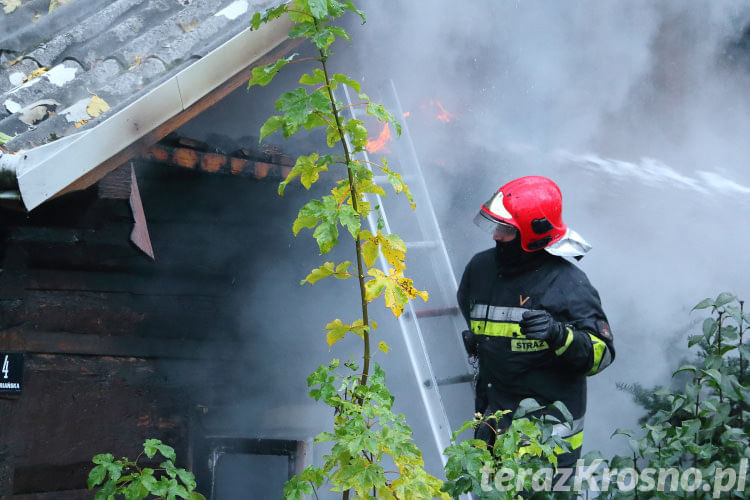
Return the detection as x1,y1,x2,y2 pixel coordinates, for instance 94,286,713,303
0,161,297,498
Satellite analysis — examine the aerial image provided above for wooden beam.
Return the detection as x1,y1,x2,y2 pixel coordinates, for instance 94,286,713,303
24,268,232,297
0,290,230,339
0,329,244,360
142,144,292,180
54,37,304,199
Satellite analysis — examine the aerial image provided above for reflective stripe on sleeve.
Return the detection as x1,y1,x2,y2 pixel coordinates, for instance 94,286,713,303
554,328,575,356
554,431,584,454
587,334,612,375
551,416,585,439
517,430,584,457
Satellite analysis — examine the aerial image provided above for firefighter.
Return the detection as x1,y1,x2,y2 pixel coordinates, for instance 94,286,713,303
457,175,615,470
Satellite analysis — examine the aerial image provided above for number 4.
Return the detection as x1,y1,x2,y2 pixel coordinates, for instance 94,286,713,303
2,355,8,379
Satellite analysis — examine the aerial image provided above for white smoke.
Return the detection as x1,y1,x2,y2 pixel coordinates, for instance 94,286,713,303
347,0,750,460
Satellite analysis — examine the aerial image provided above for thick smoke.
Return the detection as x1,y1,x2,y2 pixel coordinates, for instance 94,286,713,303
178,2,750,492
343,0,750,458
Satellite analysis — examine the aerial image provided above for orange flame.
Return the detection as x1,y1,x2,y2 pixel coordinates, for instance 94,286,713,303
366,123,391,153
430,100,454,123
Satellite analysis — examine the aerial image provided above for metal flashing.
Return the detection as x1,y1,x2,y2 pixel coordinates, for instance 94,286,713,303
14,14,291,211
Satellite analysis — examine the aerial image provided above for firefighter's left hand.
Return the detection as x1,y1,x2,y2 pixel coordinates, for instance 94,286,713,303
519,310,567,349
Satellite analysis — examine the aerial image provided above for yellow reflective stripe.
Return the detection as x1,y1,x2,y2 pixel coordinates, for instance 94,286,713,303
554,328,575,356
516,431,584,457
554,431,584,454
588,334,607,375
470,320,523,338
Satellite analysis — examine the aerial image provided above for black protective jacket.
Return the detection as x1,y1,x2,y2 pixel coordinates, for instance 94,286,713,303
457,245,614,463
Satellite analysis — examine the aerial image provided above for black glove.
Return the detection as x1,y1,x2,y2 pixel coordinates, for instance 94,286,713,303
519,310,567,350
461,329,478,357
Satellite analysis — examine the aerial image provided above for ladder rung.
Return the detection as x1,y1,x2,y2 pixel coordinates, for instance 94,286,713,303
404,307,460,319
405,240,438,249
424,373,473,388
372,175,414,185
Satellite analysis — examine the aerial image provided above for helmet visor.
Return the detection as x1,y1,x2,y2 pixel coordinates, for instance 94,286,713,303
473,211,517,237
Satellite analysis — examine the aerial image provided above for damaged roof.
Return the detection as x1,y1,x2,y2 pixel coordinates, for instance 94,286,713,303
0,0,291,209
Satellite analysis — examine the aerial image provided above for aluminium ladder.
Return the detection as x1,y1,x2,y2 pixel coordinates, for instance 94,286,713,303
341,82,475,466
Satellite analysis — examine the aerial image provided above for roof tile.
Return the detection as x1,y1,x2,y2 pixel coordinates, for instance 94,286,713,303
0,0,280,152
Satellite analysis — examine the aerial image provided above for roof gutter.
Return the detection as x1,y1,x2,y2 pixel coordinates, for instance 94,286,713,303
11,14,292,211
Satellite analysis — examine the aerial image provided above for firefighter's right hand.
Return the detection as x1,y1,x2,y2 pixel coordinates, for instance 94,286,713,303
462,330,478,357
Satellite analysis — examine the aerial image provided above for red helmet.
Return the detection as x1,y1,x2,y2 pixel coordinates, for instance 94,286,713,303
474,176,567,252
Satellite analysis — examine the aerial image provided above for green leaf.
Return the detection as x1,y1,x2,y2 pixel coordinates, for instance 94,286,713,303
159,444,177,463
674,364,698,375
611,428,634,438
308,0,328,19
92,453,114,465
176,469,197,491
325,320,348,347
299,69,326,86
355,177,386,198
366,101,402,135
681,418,701,436
141,475,159,494
161,460,178,478
703,317,717,340
312,219,338,254
300,261,352,285
693,297,714,310
260,115,284,141
341,1,366,23
714,291,736,307
380,160,415,209
292,196,349,253
279,154,328,194
123,480,149,500
332,73,361,92
248,53,297,87
288,22,317,41
88,465,107,489
627,437,641,455
309,89,331,113
250,4,288,30
701,368,723,385
360,230,379,267
324,319,369,346
338,204,360,238
551,400,574,425
514,398,545,418
292,205,320,236
94,480,117,500
276,88,314,127
378,341,390,353
311,26,337,50
0,132,12,145
143,439,176,462
343,118,368,151
326,123,341,147
329,26,350,42
687,334,704,348
104,461,123,483
187,492,206,500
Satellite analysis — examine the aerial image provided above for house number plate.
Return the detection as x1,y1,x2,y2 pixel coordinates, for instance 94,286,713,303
0,352,23,393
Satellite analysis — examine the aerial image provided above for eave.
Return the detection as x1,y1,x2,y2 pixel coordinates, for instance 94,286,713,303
1,14,295,211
